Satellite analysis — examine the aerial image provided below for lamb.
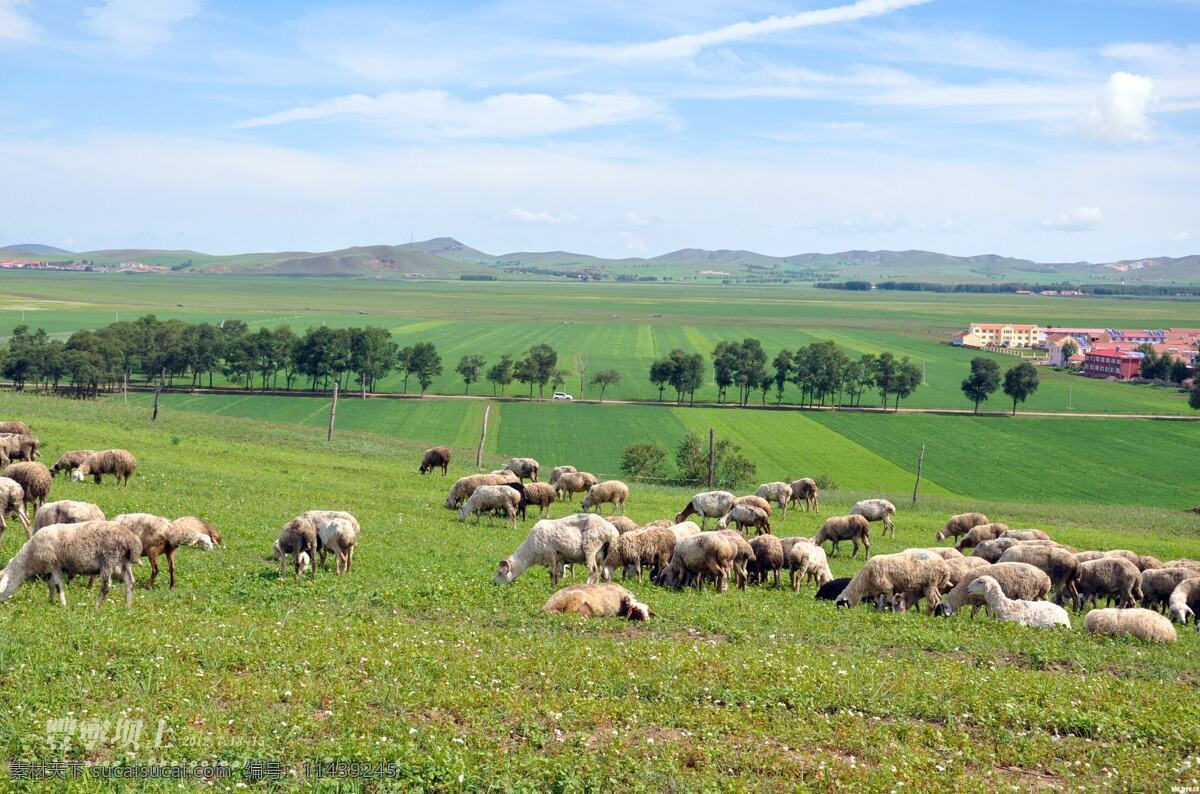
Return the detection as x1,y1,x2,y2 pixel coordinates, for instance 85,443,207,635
444,473,514,509
1073,557,1142,611
113,513,221,588
971,537,1019,563
954,522,1011,552
0,520,140,608
580,480,629,516
965,576,1071,629
274,517,318,579
673,490,736,530
547,465,576,487
607,516,640,534
555,472,599,502
816,576,852,600
716,504,771,535
936,512,989,543
755,482,793,515
49,450,94,478
601,525,678,582
418,446,451,475
1084,608,1177,643
495,513,618,586
834,551,949,612
504,457,540,482
459,485,521,527
33,500,104,531
748,534,784,586
733,494,772,516
1141,567,1200,613
1167,578,1200,627
788,478,819,512
1103,550,1162,572
0,421,31,436
542,583,653,620
317,515,358,574
0,433,40,464
934,562,1051,618
655,532,736,593
0,477,31,541
997,545,1081,604
4,462,51,510
814,514,871,559
786,541,832,591
72,450,137,487
850,499,897,539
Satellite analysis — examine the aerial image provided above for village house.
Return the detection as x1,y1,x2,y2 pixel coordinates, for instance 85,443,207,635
1083,347,1144,379
955,323,1042,348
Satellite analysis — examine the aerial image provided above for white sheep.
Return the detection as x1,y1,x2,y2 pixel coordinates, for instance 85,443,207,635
580,480,629,516
834,551,949,612
33,500,105,532
755,482,792,515
495,513,618,586
965,575,1071,628
504,457,541,481
673,490,736,530
850,499,897,538
0,520,141,608
1167,578,1200,627
317,516,359,574
458,485,521,527
0,476,31,541
1085,608,1177,642
716,504,771,535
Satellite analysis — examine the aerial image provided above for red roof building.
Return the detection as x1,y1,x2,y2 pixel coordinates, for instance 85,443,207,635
1083,347,1143,379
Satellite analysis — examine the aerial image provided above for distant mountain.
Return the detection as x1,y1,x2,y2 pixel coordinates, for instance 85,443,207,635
1,243,73,255
398,237,493,263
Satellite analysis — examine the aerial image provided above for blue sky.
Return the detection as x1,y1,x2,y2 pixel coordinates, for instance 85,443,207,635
2,0,1199,261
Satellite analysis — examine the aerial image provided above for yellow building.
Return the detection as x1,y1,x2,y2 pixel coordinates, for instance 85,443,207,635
965,323,1042,348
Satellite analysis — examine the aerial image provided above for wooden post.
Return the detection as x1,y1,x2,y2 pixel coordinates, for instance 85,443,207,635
123,372,128,405
327,381,339,441
912,443,925,505
151,370,164,421
706,428,715,489
476,405,490,469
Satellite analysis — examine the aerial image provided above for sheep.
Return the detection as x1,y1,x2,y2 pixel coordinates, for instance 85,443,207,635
33,500,104,532
816,576,852,600
814,514,871,559
489,468,521,482
495,513,618,586
748,534,784,586
444,473,514,509
49,450,94,478
504,457,540,482
1103,549,1162,572
788,478,819,512
779,535,813,557
936,512,989,543
655,532,736,593
607,516,640,535
1163,559,1200,575
667,521,700,541
716,504,771,536
944,556,992,589
1073,557,1142,611
4,462,50,511
0,421,31,436
317,515,358,574
601,525,677,582
971,537,1019,563
0,520,140,608
1074,550,1105,563
555,472,598,502
548,466,576,487
921,547,964,560
1141,567,1200,613
542,583,653,620
953,522,1011,552
0,434,40,464
733,494,773,517
786,541,832,591
997,545,1081,605
965,576,1071,629
934,562,1052,618
300,510,357,570
517,482,557,519
850,499,897,538
673,490,736,530
274,517,318,579
0,477,31,542
999,529,1050,542
418,446,451,475
1084,608,1177,643
113,513,221,588
581,480,629,516
459,485,521,527
1167,578,1200,627
755,482,792,515
834,551,949,612
71,450,137,487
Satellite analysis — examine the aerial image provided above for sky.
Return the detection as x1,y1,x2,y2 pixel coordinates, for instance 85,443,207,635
1,0,1199,262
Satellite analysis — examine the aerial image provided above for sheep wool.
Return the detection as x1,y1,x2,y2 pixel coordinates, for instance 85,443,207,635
1085,608,1177,643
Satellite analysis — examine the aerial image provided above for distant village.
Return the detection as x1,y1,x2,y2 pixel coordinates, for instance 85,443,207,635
0,258,169,273
953,323,1200,381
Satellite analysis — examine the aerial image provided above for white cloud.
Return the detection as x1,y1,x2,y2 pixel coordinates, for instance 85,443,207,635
619,230,646,251
0,0,35,41
622,212,659,227
237,90,664,139
1039,206,1102,232
508,208,579,225
1081,72,1156,144
1168,231,1190,241
84,0,200,50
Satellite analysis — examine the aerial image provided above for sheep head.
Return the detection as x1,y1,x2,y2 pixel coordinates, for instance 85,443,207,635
494,559,515,584
618,595,653,621
1170,603,1194,625
71,469,86,483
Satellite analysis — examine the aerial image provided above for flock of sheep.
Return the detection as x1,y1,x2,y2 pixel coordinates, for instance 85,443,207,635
429,447,1200,642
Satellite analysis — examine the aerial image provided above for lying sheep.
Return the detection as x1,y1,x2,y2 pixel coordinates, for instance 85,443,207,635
834,551,949,612
1167,578,1200,627
72,450,137,487
850,499,897,538
602,525,677,582
954,522,1011,552
274,517,318,579
0,520,140,608
814,514,871,559
49,450,94,478
717,529,756,591
317,515,358,574
716,504,771,535
444,473,513,509
504,457,540,482
999,529,1050,542
1084,608,1177,643
0,433,39,464
1104,549,1162,572
542,583,652,620
419,446,451,475
581,480,629,516
788,478,819,512
749,534,784,586
0,421,31,436
997,545,1080,605
459,485,521,527
1074,557,1142,611
0,476,31,541
733,494,772,517
755,482,792,515
936,512,989,543
113,513,221,588
1141,567,1200,613
548,466,576,487
4,462,50,511
934,562,1051,619
555,472,599,502
673,490,736,530
971,537,1019,563
655,532,735,593
495,513,618,586
966,576,1071,629
33,500,104,532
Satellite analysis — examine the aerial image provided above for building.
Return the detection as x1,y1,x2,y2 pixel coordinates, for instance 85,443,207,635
1083,347,1143,379
1046,334,1090,367
963,323,1042,348
951,329,986,347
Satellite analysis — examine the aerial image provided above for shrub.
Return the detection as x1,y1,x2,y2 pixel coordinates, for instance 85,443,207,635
620,442,667,481
813,473,838,492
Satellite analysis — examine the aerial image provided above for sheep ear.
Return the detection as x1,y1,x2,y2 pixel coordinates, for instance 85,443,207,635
498,560,510,572
647,606,657,617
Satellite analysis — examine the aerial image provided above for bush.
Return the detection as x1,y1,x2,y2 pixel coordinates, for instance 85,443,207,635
674,431,756,488
813,473,838,492
620,442,667,481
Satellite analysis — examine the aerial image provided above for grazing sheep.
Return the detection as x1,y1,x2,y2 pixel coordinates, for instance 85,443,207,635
779,535,813,557
673,490,736,530
749,534,784,586
716,504,771,535
606,516,640,534
1141,567,1200,613
555,472,599,502
816,576,852,600
0,434,40,464
495,513,618,586
4,462,50,511
966,576,1071,629
49,450,94,478
814,514,871,559
0,477,31,541
733,494,773,517
317,515,358,574
1103,549,1162,572
459,485,521,527
834,551,949,612
547,465,576,487
72,450,137,487
936,512,989,543
1074,550,1105,563
518,482,557,519
717,529,756,591
602,525,678,582
1074,557,1142,611
418,446,451,475
581,480,629,516
755,482,792,515
542,583,653,620
786,541,832,591
998,529,1050,542
0,421,31,436
934,562,1052,619
113,513,221,588
944,556,992,589
971,537,1019,563
655,532,736,593
1163,559,1200,574
0,520,140,608
1167,578,1200,627
850,499,897,538
33,500,104,532
504,457,540,482
920,547,964,560
788,478,819,512
274,517,317,579
954,522,1011,552
997,545,1080,605
489,468,521,482
1085,608,1177,643
444,473,514,509
667,521,701,541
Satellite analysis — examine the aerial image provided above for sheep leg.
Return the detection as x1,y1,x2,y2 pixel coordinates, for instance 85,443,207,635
48,571,66,605
96,569,112,608
16,507,31,539
166,548,177,589
147,552,160,588
279,554,287,580
122,564,134,607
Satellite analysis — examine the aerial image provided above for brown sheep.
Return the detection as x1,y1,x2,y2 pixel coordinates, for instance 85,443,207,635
581,480,629,516
717,529,755,591
814,514,871,559
997,545,1081,605
608,516,640,534
0,434,40,465
1103,549,1162,572
953,522,1011,552
113,513,221,588
3,462,50,511
504,457,540,482
444,473,513,509
33,500,104,532
934,562,1052,618
936,512,989,543
50,450,95,478
733,494,772,517
601,525,678,582
274,517,317,579
72,450,137,487
555,472,598,502
788,478,819,512
749,534,784,587
655,533,735,593
419,446,451,475
1074,557,1142,611
0,421,31,436
1141,567,1199,613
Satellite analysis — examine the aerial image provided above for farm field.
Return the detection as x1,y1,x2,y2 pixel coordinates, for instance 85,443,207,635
0,393,1197,790
1,272,1198,415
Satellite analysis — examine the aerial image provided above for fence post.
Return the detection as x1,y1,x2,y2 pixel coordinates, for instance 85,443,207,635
707,428,715,489
327,381,339,441
151,369,164,420
912,443,925,505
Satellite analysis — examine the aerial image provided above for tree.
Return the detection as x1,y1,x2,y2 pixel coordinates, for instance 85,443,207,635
1190,381,1200,411
873,352,900,410
1138,344,1170,380
486,354,514,395
676,353,704,405
349,326,397,394
520,343,558,398
620,442,667,481
960,357,1001,413
455,355,485,394
891,356,922,410
649,357,674,401
513,356,538,397
1003,361,1040,415
396,346,415,393
1169,359,1190,384
549,367,568,393
771,349,793,404
590,369,620,401
734,338,767,406
409,342,442,396
574,351,588,398
712,341,738,403
674,431,757,488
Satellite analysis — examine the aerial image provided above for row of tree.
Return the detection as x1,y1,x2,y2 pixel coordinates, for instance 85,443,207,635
960,358,1041,414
